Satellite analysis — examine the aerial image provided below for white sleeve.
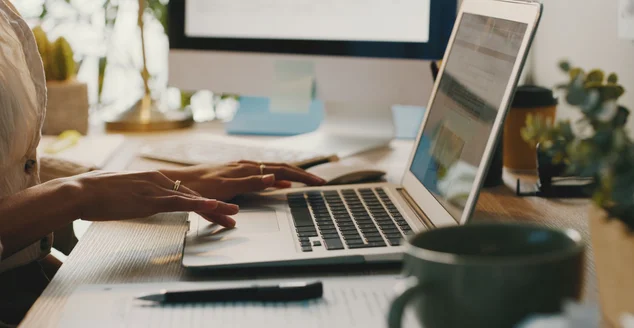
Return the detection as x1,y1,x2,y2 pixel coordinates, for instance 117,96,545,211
0,237,49,273
0,0,51,274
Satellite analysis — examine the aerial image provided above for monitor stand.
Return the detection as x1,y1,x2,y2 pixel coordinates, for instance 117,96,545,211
269,101,395,159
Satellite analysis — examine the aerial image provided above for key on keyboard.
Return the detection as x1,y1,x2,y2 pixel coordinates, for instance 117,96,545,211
288,188,412,252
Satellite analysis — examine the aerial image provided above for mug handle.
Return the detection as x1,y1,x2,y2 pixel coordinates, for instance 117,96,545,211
388,277,426,328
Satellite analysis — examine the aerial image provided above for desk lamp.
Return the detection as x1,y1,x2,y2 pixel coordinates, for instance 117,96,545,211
105,0,193,132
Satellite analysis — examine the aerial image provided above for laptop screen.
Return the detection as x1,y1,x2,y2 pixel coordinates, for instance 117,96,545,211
409,13,528,222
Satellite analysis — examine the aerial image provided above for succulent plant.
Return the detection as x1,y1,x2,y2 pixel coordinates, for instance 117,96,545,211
522,61,633,229
48,37,76,81
32,26,51,77
31,26,76,81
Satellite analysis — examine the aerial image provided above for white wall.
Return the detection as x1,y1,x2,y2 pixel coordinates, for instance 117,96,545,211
531,0,634,129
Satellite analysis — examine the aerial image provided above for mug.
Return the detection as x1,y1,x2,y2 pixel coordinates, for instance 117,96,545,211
388,222,585,328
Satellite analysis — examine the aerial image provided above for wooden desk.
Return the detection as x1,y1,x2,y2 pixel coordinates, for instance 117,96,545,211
19,122,596,327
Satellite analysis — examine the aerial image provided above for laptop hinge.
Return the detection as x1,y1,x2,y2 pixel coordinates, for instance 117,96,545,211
397,188,435,230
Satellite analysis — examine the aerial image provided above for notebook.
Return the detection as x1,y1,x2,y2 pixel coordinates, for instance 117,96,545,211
57,275,417,328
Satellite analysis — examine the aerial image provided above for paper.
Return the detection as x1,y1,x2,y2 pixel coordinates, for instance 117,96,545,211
38,134,125,168
620,0,634,40
57,276,418,328
269,60,316,114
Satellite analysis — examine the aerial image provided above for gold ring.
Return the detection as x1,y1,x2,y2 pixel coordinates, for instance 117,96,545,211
173,180,181,191
259,164,266,175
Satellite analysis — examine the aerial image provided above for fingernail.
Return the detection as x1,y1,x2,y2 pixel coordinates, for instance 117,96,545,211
226,217,237,228
262,174,275,185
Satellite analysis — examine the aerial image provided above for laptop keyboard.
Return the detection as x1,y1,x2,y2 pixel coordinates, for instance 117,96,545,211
287,188,413,252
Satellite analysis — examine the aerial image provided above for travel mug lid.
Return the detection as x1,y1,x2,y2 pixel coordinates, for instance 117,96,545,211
512,85,558,109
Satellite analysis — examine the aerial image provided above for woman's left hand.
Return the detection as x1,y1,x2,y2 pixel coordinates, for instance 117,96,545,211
160,161,326,201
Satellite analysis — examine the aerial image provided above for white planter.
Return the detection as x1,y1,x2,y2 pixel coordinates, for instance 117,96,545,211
589,204,634,327
42,80,89,135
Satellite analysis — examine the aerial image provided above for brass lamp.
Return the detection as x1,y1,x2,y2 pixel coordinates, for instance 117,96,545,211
105,0,194,132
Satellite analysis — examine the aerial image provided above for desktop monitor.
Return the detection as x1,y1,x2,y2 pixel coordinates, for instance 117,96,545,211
167,0,458,157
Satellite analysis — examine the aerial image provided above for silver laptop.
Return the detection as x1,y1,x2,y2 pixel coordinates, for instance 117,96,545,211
182,0,543,270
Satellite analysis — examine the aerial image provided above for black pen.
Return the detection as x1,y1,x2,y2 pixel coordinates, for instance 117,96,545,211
136,281,323,303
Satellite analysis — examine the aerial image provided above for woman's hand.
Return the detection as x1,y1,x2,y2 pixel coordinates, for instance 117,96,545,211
70,170,239,227
160,161,327,201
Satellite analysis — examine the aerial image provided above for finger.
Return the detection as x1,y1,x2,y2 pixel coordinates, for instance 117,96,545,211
151,192,239,217
262,166,325,186
214,201,240,215
274,180,293,189
237,160,300,168
135,171,205,198
141,170,178,189
199,213,236,228
176,184,201,196
137,180,203,200
152,195,220,213
235,162,326,185
223,174,278,194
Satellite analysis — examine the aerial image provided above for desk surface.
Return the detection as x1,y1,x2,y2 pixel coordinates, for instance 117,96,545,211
20,122,595,327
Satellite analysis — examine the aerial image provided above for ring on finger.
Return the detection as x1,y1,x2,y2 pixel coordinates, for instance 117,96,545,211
172,180,181,191
259,163,266,175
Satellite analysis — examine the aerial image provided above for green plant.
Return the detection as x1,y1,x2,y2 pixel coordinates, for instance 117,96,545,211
32,26,76,81
522,61,633,229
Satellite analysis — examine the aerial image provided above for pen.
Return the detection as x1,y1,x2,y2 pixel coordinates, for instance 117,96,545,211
293,155,339,170
136,281,323,303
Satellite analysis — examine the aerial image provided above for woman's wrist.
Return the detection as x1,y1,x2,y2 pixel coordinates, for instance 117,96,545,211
0,177,83,258
53,176,88,220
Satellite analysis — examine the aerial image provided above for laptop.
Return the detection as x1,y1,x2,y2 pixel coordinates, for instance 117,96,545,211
182,0,543,270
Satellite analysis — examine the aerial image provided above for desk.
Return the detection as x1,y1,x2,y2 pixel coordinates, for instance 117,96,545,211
20,121,596,327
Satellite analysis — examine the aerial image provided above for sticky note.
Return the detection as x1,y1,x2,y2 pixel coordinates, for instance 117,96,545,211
392,105,426,139
269,60,316,114
620,0,634,40
225,96,323,136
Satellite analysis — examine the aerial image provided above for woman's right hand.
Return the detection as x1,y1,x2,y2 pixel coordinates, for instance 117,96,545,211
67,170,239,228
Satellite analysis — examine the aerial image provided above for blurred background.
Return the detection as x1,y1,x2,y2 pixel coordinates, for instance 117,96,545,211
15,0,221,125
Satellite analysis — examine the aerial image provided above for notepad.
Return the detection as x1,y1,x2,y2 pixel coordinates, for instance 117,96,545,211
58,275,418,328
38,134,125,168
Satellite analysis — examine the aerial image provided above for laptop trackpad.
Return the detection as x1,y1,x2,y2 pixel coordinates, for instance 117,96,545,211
198,208,279,236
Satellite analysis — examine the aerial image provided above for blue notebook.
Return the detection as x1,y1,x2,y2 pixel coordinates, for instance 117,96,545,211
392,105,427,139
225,96,426,140
225,96,324,136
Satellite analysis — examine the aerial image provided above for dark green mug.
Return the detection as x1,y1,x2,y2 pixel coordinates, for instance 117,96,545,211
388,222,585,328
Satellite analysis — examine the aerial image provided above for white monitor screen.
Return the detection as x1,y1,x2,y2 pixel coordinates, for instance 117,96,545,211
409,13,528,222
185,0,430,43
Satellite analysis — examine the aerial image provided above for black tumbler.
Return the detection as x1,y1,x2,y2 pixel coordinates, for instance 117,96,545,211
483,136,504,188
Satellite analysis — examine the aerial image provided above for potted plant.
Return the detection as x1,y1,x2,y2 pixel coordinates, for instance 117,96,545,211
32,26,89,135
522,61,632,326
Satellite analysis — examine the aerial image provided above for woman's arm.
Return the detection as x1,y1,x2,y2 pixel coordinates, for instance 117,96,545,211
0,178,80,259
0,170,240,260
